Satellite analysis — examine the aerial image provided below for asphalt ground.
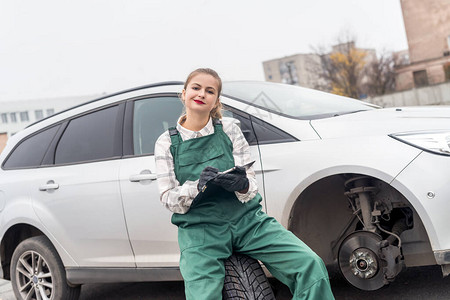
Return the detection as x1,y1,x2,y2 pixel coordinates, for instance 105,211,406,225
1,265,450,299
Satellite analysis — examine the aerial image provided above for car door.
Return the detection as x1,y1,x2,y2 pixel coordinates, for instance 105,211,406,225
30,103,136,267
119,95,183,267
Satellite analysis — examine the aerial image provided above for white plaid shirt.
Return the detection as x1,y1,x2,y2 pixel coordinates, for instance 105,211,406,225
154,117,258,214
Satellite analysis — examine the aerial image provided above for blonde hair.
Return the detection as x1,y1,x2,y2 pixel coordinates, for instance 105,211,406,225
180,68,223,123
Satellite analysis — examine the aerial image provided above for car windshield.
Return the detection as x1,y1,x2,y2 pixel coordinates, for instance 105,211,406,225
222,81,377,119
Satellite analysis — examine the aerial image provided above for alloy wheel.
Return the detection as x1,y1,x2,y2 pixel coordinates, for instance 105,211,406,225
15,250,54,300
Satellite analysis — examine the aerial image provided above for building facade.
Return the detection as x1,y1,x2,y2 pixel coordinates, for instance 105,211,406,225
0,133,7,154
262,43,377,97
263,53,324,89
396,0,450,90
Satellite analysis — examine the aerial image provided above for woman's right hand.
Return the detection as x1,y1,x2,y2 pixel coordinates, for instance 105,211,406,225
198,166,219,192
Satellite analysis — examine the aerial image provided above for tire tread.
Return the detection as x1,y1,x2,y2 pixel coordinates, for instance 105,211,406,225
222,254,275,300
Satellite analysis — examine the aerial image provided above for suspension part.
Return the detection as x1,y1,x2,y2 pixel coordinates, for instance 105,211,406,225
344,176,378,232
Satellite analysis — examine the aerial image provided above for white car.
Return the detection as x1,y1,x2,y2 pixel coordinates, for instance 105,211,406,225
0,81,449,299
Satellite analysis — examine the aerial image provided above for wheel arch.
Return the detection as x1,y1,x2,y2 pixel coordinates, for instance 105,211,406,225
280,165,396,226
1,220,77,280
285,166,434,268
389,177,438,249
1,223,45,279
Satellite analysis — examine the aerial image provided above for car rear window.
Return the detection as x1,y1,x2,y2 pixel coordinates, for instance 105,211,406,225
2,125,60,169
54,105,120,164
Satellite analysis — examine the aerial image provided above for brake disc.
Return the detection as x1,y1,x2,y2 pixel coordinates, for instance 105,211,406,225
338,231,387,291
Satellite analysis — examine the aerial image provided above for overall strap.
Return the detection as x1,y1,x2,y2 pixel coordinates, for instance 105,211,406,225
212,118,223,132
168,127,182,146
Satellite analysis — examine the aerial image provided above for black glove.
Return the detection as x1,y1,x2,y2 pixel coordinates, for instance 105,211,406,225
213,166,249,192
198,166,219,192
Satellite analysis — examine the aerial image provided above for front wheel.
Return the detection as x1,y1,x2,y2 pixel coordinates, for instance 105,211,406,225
10,235,81,300
223,254,275,300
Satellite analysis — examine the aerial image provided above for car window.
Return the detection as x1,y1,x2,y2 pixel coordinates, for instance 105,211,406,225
133,96,183,156
222,108,257,146
2,125,60,169
222,107,295,145
222,81,376,119
55,105,121,164
251,117,297,144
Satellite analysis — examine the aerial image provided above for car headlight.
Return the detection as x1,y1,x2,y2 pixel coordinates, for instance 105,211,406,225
389,130,450,156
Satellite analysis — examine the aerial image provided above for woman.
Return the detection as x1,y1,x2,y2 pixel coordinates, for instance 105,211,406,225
154,68,334,300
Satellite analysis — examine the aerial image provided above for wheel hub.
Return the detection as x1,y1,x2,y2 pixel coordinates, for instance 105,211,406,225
349,249,378,279
357,259,367,270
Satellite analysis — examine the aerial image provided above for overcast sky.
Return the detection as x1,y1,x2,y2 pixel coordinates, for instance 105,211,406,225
0,0,408,101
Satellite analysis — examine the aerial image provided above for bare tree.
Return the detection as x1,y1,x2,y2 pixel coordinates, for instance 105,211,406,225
309,40,368,99
328,42,367,98
308,33,396,99
364,51,396,97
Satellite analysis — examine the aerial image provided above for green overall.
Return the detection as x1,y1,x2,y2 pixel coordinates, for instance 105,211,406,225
169,121,334,300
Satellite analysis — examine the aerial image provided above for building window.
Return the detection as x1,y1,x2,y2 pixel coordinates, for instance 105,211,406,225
1,113,7,124
20,111,29,122
444,63,450,81
10,112,17,123
46,108,55,116
35,110,44,120
279,61,299,85
413,70,429,87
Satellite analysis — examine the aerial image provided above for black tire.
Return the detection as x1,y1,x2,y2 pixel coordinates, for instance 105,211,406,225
222,254,275,300
10,235,81,300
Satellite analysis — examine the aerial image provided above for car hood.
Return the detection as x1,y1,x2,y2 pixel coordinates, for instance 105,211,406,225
310,106,450,139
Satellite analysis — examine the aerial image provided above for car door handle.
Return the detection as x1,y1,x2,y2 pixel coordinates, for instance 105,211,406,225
129,170,157,182
39,180,59,191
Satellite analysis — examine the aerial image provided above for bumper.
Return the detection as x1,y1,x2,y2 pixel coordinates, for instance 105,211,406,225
434,250,450,265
